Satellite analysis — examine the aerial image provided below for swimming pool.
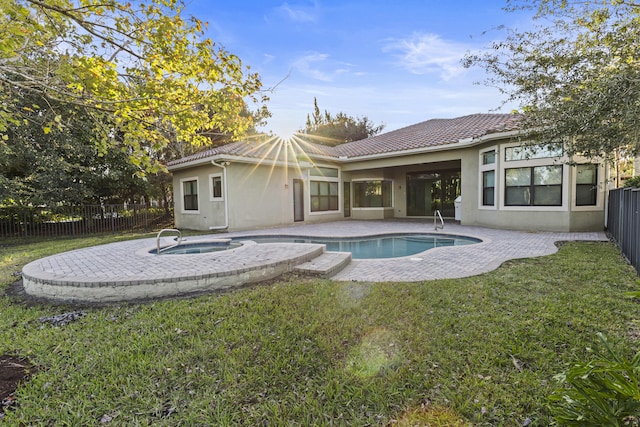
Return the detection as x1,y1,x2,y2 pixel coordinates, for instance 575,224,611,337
156,233,481,258
231,233,481,259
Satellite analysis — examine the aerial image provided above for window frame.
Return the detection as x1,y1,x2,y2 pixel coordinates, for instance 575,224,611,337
308,165,341,215
572,163,602,210
498,142,568,211
504,165,563,207
209,173,224,202
352,179,394,209
309,180,339,213
479,146,498,209
180,177,200,214
504,144,563,161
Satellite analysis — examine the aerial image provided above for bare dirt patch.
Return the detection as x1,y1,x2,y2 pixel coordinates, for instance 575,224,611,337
0,355,34,416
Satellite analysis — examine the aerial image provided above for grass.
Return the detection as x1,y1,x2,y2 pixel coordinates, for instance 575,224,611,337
0,235,638,426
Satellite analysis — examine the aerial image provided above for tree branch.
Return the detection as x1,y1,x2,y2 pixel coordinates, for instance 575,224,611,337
26,0,145,61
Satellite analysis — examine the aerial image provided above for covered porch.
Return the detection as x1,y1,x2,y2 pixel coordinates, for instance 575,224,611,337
342,159,463,221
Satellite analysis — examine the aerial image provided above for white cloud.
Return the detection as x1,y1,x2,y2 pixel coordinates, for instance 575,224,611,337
262,53,276,64
292,52,343,82
383,33,469,80
276,2,318,23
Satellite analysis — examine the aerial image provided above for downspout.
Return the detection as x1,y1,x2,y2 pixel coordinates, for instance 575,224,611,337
210,160,229,230
604,162,610,230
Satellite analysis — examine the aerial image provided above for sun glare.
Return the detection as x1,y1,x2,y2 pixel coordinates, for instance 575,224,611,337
238,129,342,192
275,129,298,142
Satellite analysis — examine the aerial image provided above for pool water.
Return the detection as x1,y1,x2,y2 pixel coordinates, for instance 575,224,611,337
158,241,242,255
232,234,480,259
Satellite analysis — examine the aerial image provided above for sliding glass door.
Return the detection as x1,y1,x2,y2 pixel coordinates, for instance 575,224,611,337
406,170,460,217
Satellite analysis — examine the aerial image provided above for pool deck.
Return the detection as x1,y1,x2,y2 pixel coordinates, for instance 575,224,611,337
21,220,609,303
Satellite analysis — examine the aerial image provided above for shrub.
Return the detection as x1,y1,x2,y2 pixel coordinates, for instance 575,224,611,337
624,176,640,188
549,333,640,426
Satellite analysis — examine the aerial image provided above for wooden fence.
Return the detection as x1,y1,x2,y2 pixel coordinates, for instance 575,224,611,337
0,204,173,239
607,187,640,275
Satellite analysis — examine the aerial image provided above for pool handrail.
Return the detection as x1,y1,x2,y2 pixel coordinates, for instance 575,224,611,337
156,228,182,254
434,210,444,230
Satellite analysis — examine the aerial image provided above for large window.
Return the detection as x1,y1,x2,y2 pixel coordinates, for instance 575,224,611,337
182,179,199,211
576,164,598,206
309,166,339,213
505,165,563,206
353,180,393,208
310,181,339,212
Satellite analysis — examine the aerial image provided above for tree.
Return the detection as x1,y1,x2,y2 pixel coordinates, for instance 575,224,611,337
299,97,384,146
0,0,269,173
464,0,640,160
0,92,151,206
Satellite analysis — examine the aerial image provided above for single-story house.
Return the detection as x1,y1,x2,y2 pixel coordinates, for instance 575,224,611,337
167,113,607,232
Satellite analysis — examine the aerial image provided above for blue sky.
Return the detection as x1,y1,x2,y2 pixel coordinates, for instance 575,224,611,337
186,1,534,137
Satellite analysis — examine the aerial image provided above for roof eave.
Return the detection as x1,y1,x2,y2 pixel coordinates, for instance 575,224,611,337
167,152,339,171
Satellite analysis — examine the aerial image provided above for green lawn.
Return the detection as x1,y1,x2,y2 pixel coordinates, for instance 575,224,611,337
0,235,638,426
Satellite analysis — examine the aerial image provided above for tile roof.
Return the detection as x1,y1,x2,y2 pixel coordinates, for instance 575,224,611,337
167,113,521,168
167,136,336,167
334,113,521,158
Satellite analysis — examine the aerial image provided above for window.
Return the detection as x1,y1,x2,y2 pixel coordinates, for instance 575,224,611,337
479,147,497,208
308,165,340,213
310,166,339,178
353,180,393,208
482,170,495,206
310,181,339,212
576,164,598,206
210,174,223,201
482,150,496,165
505,144,563,161
505,165,562,206
182,179,198,211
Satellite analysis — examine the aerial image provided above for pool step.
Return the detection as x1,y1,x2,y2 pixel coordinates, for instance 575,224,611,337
293,251,352,278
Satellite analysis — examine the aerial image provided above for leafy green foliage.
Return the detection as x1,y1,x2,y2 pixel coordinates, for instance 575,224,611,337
624,176,640,188
0,93,151,205
0,0,269,173
465,0,640,159
549,333,640,426
299,97,384,146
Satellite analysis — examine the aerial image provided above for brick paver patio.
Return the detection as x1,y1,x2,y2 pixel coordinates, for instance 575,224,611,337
22,220,609,302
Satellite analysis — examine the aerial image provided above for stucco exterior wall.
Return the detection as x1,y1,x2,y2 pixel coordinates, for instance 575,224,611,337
172,161,345,232
225,163,293,230
171,164,226,231
170,137,607,232
458,148,480,224
460,141,606,232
